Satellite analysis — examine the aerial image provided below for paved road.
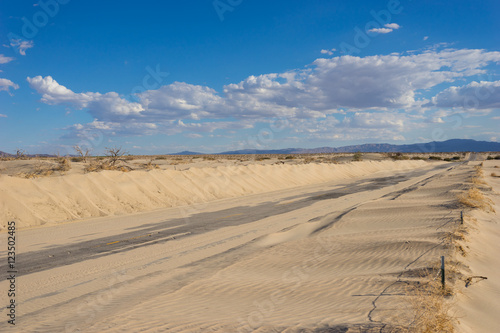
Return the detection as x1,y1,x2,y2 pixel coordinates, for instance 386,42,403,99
0,162,456,277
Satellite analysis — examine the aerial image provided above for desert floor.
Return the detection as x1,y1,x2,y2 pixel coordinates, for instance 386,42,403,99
0,153,498,332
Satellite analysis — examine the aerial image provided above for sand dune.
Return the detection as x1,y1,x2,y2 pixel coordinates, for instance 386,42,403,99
0,160,427,229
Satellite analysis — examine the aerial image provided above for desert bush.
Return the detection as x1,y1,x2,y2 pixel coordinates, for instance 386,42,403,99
352,152,363,161
390,153,410,160
443,158,451,162
402,281,455,333
73,145,92,163
429,156,442,160
58,158,71,171
491,172,500,177
411,156,424,160
458,188,493,211
452,156,460,160
285,155,295,159
145,159,159,170
105,147,129,166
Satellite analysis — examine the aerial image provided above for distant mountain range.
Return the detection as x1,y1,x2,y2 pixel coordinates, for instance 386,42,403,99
2,139,499,157
216,139,500,155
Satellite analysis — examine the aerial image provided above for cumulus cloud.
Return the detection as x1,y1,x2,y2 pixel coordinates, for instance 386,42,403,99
320,48,336,55
10,39,34,56
429,81,500,109
0,78,19,93
0,54,14,64
27,76,144,120
384,23,400,30
28,48,500,139
368,23,400,34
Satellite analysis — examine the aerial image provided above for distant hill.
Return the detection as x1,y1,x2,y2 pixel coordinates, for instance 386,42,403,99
0,151,14,157
219,139,500,154
3,139,499,157
170,151,205,155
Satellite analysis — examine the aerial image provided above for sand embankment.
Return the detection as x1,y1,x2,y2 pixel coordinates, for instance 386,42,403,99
0,160,428,229
455,160,500,333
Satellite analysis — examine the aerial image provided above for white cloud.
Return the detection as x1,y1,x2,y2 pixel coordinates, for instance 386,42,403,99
0,78,19,93
423,36,429,41
0,54,14,64
429,80,500,109
0,114,7,118
384,23,400,30
28,49,500,139
10,39,34,56
27,76,144,120
320,48,336,55
368,23,400,34
343,112,405,130
368,27,393,34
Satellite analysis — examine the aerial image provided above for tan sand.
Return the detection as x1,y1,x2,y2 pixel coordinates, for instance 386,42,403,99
455,160,500,333
0,160,428,229
4,157,498,332
1,159,473,332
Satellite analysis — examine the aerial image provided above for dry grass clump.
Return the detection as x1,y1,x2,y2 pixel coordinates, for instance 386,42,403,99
390,278,455,333
84,159,132,173
145,159,159,170
58,158,71,172
19,161,54,179
491,172,500,177
458,188,494,211
404,281,455,333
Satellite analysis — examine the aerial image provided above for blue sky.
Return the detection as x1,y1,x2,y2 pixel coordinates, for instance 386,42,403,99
1,0,499,155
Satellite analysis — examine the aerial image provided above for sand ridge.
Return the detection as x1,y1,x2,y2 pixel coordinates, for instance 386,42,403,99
0,160,428,229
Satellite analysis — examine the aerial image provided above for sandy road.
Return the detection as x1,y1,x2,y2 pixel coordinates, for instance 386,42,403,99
0,161,462,332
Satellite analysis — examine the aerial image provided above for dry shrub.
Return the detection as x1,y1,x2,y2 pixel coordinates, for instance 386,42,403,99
58,158,71,171
404,281,455,333
458,188,494,211
390,278,455,333
470,177,486,185
491,172,500,177
84,160,131,173
474,165,483,176
145,160,159,170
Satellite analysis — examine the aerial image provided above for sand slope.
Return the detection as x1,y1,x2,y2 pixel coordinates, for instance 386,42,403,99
0,160,427,229
455,160,500,333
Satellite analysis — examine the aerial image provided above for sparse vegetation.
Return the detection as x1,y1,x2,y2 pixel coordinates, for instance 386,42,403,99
486,155,500,160
429,156,442,160
352,152,363,161
16,149,27,160
400,280,455,333
58,158,71,172
105,147,129,166
491,172,500,177
284,155,295,160
457,166,494,211
73,145,92,163
390,152,410,160
145,159,159,170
